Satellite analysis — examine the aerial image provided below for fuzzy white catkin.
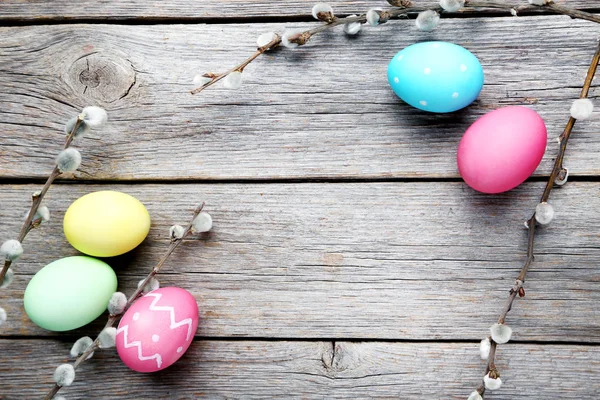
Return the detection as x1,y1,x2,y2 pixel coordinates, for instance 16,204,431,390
439,0,464,12
366,9,381,26
343,15,362,35
54,397,67,400
192,211,213,233
223,71,243,89
281,30,300,49
0,267,14,289
98,327,117,348
483,374,502,390
139,277,160,293
107,291,127,315
510,8,518,16
467,392,483,400
490,323,512,344
56,148,82,173
0,307,6,326
53,364,76,387
528,0,546,4
570,98,594,120
81,106,108,128
65,117,91,138
257,32,278,48
193,74,212,86
555,167,569,186
34,205,51,223
535,202,554,225
479,337,491,360
311,3,334,20
416,10,440,31
70,336,94,358
170,224,186,240
1,239,23,262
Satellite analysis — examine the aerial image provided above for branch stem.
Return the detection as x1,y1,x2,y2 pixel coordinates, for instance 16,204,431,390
478,40,600,398
466,1,600,24
0,117,83,286
191,37,281,94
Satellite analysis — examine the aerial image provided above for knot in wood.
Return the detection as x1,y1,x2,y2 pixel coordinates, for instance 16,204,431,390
321,342,361,374
68,52,136,103
79,68,101,88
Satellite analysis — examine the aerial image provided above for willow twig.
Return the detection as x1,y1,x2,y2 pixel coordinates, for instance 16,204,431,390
0,117,84,286
476,40,600,398
545,2,600,25
191,35,281,94
191,1,599,95
466,1,600,25
44,203,205,400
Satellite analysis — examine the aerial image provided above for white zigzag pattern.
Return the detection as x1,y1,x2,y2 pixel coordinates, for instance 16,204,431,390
117,324,163,368
117,292,193,368
146,292,194,341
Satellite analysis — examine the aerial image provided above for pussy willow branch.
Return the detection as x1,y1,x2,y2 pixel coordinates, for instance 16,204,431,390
466,1,600,25
190,1,600,94
44,203,205,400
0,117,83,286
476,41,600,398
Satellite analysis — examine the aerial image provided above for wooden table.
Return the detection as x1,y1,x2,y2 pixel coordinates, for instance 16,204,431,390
1,1,599,398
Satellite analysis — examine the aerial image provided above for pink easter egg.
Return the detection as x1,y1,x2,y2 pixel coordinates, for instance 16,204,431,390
457,106,547,194
116,287,199,373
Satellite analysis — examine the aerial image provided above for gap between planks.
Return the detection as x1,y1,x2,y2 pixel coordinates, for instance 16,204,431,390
5,335,600,347
0,10,596,26
4,175,600,186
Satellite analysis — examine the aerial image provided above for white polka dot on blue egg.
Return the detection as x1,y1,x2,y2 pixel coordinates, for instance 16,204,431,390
387,41,484,113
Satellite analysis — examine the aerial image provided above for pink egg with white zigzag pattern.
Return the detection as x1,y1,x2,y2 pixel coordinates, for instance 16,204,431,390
116,287,199,372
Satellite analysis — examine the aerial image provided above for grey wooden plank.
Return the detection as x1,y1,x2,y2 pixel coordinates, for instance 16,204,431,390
0,0,596,20
1,339,599,399
1,16,600,180
1,182,600,341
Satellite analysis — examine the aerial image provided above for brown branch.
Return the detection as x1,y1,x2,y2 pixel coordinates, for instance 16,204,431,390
466,1,600,24
545,2,600,25
44,203,206,400
0,116,84,286
191,36,281,94
190,2,599,95
476,40,600,398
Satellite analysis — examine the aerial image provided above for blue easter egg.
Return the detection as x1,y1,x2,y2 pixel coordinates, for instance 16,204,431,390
387,41,484,113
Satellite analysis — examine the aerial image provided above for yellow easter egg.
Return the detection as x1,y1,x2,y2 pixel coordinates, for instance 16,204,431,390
64,191,151,257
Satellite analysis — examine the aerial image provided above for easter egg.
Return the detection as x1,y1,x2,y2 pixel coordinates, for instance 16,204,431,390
457,106,547,194
116,287,199,372
387,41,484,113
24,256,117,331
64,190,151,257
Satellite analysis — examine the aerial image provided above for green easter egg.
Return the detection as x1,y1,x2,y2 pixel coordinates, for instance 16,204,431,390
24,256,117,331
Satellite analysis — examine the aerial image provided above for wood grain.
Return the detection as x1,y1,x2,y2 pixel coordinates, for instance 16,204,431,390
1,339,599,399
1,182,599,341
0,0,597,21
1,16,600,181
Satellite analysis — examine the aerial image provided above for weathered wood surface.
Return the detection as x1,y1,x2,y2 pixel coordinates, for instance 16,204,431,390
1,16,600,181
2,182,599,341
0,0,597,21
2,4,600,399
1,339,599,399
